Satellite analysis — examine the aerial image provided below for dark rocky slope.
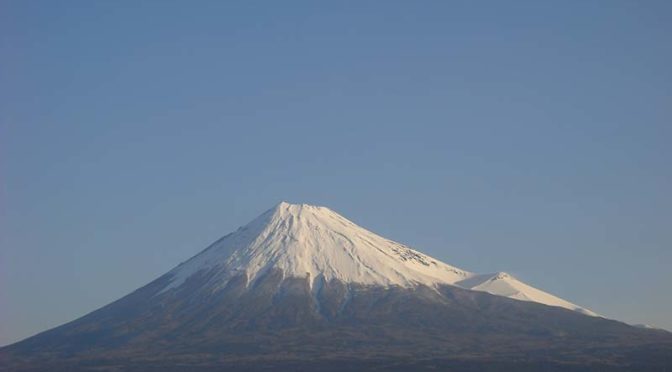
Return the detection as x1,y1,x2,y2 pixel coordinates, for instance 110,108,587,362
2,270,671,371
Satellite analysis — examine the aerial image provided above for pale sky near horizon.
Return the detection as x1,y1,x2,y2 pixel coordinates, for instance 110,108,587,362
1,1,671,346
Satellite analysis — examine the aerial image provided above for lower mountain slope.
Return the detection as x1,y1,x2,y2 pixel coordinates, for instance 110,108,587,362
2,270,671,371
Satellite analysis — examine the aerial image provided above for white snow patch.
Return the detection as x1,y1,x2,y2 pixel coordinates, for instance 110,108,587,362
455,272,598,316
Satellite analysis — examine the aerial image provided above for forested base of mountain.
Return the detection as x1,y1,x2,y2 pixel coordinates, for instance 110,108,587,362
4,356,672,372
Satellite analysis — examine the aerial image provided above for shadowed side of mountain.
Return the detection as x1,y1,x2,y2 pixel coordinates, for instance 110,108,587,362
2,272,671,371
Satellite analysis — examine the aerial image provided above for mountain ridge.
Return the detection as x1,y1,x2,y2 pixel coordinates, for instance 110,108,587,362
159,201,595,315
3,201,670,371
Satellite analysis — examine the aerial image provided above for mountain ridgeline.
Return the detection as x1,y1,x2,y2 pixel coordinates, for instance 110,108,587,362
2,202,671,371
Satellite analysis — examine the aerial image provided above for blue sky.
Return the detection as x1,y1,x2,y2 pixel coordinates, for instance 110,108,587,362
1,1,671,345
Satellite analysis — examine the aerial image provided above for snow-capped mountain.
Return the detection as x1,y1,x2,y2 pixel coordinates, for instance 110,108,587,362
4,202,670,371
161,202,595,315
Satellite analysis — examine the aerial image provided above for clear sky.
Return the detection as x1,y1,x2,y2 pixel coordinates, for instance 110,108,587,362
1,1,671,346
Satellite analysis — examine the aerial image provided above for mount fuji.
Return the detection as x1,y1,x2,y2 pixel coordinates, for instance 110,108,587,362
2,202,670,371
161,202,594,315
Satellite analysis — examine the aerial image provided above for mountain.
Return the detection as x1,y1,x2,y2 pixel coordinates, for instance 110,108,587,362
160,202,592,314
1,202,671,371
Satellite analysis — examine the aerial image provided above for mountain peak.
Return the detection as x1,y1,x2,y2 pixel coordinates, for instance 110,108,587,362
274,200,316,210
158,203,594,316
161,202,469,293
270,201,334,219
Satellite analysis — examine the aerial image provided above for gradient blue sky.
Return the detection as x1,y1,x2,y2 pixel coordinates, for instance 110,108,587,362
1,1,671,345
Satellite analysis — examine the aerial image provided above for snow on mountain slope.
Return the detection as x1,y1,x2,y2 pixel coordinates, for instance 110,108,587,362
162,202,469,292
455,272,598,316
160,202,595,316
